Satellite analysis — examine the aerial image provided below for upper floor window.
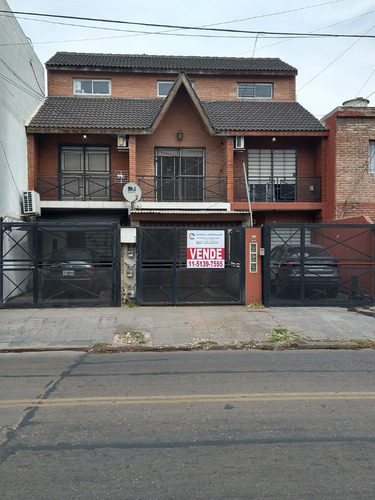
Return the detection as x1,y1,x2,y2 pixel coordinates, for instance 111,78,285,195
157,80,195,97
370,141,375,173
157,81,174,97
73,79,111,95
237,83,273,99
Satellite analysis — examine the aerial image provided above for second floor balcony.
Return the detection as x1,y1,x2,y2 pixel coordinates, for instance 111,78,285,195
35,173,322,205
36,173,128,202
234,176,322,203
137,175,226,202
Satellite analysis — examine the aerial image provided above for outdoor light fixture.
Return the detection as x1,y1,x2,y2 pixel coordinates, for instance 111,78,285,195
177,130,183,140
271,137,276,142
83,134,87,140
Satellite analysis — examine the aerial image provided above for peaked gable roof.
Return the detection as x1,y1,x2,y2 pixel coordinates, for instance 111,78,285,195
46,52,297,74
150,73,214,134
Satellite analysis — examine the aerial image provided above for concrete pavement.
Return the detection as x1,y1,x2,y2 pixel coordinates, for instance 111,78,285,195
0,305,375,351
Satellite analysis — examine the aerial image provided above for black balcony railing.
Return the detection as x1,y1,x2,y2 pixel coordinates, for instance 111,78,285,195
234,176,322,203
36,174,128,201
137,175,226,202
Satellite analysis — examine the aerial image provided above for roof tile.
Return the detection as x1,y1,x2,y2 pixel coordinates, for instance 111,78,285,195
46,52,297,73
28,96,325,132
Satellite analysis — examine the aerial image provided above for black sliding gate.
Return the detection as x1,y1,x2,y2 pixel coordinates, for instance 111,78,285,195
1,221,120,308
137,227,245,305
263,224,375,307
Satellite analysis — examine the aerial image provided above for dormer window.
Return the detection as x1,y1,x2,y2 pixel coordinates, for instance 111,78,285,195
157,81,174,97
73,79,111,95
157,80,195,97
237,83,273,99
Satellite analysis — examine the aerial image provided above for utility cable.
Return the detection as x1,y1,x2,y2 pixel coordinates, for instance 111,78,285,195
1,10,375,39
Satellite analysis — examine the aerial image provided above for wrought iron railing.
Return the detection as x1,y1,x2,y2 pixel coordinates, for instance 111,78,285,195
137,175,226,202
234,176,322,203
36,174,128,201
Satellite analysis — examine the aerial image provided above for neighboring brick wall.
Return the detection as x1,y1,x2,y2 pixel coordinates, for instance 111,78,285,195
331,108,375,220
47,70,296,101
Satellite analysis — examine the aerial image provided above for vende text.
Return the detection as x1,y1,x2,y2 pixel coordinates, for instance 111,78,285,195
187,248,224,260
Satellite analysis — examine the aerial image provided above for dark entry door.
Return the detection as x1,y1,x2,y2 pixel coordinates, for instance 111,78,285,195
137,227,244,305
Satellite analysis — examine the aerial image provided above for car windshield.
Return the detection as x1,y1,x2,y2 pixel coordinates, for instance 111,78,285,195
48,250,93,262
287,246,332,258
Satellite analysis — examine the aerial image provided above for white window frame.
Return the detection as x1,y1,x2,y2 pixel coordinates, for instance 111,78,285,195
237,83,273,99
370,140,375,173
157,81,174,97
73,79,111,95
157,80,195,97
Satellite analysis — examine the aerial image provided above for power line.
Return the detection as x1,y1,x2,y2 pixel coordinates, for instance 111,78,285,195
1,10,375,39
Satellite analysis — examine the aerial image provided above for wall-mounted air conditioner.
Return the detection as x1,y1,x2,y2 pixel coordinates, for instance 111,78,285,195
234,136,245,150
22,191,41,216
117,134,129,150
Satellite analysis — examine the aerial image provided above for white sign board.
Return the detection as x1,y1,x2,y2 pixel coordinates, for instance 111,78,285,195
186,230,225,268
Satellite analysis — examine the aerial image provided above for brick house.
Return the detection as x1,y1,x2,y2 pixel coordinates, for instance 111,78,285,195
27,52,328,226
322,98,375,223
24,52,330,305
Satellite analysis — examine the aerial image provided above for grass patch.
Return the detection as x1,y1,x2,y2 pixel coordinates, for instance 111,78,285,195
267,328,301,344
91,342,109,348
191,338,218,346
247,301,264,308
118,330,146,344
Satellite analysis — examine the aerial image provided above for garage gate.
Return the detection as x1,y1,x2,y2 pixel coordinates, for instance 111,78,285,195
262,224,375,307
1,221,121,308
137,226,245,305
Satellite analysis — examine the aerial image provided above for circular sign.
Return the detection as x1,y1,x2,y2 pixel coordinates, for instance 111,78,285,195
122,183,142,202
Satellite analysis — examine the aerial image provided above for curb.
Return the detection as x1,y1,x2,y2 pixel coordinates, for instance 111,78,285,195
1,340,375,354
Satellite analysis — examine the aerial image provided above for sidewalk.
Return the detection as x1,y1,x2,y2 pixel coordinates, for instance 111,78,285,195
0,305,374,351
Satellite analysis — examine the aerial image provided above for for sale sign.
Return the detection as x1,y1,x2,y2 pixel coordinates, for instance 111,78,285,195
186,230,225,268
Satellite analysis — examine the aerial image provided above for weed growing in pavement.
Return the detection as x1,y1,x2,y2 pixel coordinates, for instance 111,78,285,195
247,301,264,308
91,342,109,348
118,330,146,344
267,328,301,344
191,338,218,346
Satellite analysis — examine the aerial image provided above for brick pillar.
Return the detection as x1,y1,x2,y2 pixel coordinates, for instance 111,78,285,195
27,134,37,190
226,137,234,202
128,135,136,183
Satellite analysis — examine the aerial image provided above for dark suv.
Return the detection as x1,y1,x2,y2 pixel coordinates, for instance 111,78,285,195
270,244,342,297
41,248,103,298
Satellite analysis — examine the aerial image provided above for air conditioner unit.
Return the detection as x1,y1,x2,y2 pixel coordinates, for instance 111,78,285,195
234,136,245,149
22,190,41,216
117,134,129,150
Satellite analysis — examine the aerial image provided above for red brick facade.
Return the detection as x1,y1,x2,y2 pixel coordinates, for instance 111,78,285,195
28,54,328,226
323,106,375,222
47,70,296,101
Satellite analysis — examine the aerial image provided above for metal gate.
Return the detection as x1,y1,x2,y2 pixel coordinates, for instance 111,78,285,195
137,227,245,305
1,221,121,308
263,224,375,307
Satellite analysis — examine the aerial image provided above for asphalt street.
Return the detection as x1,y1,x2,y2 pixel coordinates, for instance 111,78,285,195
1,350,375,499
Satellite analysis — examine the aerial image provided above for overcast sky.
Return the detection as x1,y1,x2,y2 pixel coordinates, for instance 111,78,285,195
4,0,375,118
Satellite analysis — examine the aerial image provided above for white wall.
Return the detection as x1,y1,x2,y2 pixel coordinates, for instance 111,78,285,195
0,0,44,220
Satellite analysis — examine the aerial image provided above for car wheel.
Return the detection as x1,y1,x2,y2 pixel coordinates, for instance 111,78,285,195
326,287,338,298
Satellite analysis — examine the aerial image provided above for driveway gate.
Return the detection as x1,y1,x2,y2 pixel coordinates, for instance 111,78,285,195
137,226,245,305
1,221,121,308
263,224,375,306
